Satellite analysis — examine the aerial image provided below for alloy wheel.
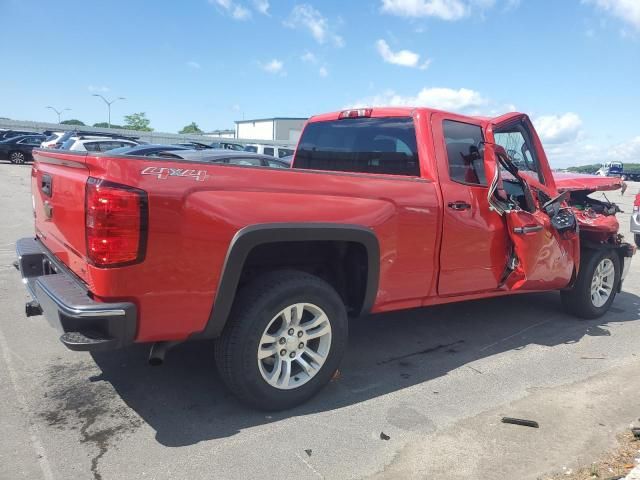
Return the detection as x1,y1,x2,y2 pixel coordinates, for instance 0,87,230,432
10,152,25,164
590,258,615,308
257,302,332,390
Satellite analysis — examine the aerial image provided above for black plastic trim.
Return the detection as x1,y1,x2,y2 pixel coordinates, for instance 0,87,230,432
197,223,380,339
16,237,137,351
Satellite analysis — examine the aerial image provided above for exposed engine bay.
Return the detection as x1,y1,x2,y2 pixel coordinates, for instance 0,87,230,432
566,189,622,242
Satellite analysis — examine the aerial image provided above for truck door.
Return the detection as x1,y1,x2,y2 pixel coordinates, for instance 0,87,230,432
487,115,578,291
431,112,510,296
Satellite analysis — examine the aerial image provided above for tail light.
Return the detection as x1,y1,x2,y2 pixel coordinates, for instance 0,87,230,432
339,108,372,119
85,178,148,267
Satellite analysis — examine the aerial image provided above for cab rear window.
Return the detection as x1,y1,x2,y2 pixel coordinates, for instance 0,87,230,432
294,117,420,176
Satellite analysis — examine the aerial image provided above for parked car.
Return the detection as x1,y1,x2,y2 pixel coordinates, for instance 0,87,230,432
0,129,38,140
157,149,291,168
243,144,295,158
107,144,190,157
0,135,46,164
54,131,140,150
632,193,640,247
61,136,138,152
173,141,213,150
17,107,634,411
40,131,65,149
210,141,244,151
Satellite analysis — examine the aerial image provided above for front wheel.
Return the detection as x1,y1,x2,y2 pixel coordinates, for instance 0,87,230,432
561,249,620,319
214,270,348,411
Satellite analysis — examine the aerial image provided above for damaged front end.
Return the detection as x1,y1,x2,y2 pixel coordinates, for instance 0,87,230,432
566,190,620,243
557,176,635,283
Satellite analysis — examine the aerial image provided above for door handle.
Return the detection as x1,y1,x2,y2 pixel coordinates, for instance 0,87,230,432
448,201,471,211
513,225,543,234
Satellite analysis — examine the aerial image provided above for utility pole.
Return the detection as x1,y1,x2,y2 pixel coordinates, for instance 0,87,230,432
46,106,71,123
92,95,125,128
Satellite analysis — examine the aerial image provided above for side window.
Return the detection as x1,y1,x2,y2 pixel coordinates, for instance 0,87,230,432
228,157,262,166
21,137,42,146
263,147,274,156
84,142,101,152
267,160,288,168
278,148,294,158
443,120,486,186
493,122,543,182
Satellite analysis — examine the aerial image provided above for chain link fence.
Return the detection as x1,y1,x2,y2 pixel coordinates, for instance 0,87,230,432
0,119,295,147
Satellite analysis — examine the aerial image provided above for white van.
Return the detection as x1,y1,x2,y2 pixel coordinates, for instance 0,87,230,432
243,144,294,158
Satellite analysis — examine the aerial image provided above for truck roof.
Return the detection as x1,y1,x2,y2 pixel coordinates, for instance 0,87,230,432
308,107,516,124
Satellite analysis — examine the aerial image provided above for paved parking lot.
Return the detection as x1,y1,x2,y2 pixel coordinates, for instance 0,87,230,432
1,161,639,480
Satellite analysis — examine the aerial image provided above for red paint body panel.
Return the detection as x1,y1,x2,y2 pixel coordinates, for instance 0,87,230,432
554,172,622,193
28,107,625,344
504,210,577,290
430,111,510,295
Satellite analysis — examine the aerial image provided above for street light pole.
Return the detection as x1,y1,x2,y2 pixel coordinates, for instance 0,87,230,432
91,95,126,128
46,106,71,123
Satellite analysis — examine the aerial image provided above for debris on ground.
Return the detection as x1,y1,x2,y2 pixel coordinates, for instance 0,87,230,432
632,428,640,440
380,432,390,441
543,431,639,480
501,417,540,428
304,449,312,457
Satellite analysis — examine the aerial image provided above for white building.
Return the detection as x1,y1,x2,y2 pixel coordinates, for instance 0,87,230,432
235,117,307,143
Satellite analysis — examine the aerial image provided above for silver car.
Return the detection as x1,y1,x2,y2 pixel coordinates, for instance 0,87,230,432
631,193,640,247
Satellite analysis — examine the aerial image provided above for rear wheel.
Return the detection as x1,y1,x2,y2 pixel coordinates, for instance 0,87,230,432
214,270,348,411
561,249,620,319
9,151,26,164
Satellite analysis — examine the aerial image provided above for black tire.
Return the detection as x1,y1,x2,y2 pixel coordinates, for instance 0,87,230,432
9,151,26,164
635,234,640,249
560,249,620,319
214,270,348,411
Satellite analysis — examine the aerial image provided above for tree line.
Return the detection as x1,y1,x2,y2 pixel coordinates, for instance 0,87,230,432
60,113,204,134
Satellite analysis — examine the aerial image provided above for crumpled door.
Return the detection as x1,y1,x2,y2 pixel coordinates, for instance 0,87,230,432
503,209,577,290
484,120,578,291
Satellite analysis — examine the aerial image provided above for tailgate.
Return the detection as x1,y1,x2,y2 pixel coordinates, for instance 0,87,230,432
31,149,91,283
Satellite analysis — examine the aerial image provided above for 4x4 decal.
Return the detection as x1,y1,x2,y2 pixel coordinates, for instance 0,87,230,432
141,166,207,181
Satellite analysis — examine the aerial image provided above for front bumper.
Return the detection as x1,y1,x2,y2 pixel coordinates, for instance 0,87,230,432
618,242,635,290
16,237,137,351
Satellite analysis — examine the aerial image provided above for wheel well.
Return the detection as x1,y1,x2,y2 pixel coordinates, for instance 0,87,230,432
239,241,369,316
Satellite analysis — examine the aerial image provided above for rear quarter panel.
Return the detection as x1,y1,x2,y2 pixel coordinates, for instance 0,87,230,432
85,156,440,342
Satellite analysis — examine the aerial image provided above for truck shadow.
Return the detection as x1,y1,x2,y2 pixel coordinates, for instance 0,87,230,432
89,290,640,447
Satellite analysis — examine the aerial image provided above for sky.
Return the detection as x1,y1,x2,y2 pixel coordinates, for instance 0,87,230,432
0,0,639,167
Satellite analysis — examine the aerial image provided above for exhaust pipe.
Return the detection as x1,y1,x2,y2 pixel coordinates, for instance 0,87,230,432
148,341,180,366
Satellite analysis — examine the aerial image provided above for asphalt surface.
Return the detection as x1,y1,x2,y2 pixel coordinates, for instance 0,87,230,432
1,162,639,480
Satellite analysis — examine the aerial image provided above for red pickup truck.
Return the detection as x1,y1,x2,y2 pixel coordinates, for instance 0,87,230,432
16,108,634,410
